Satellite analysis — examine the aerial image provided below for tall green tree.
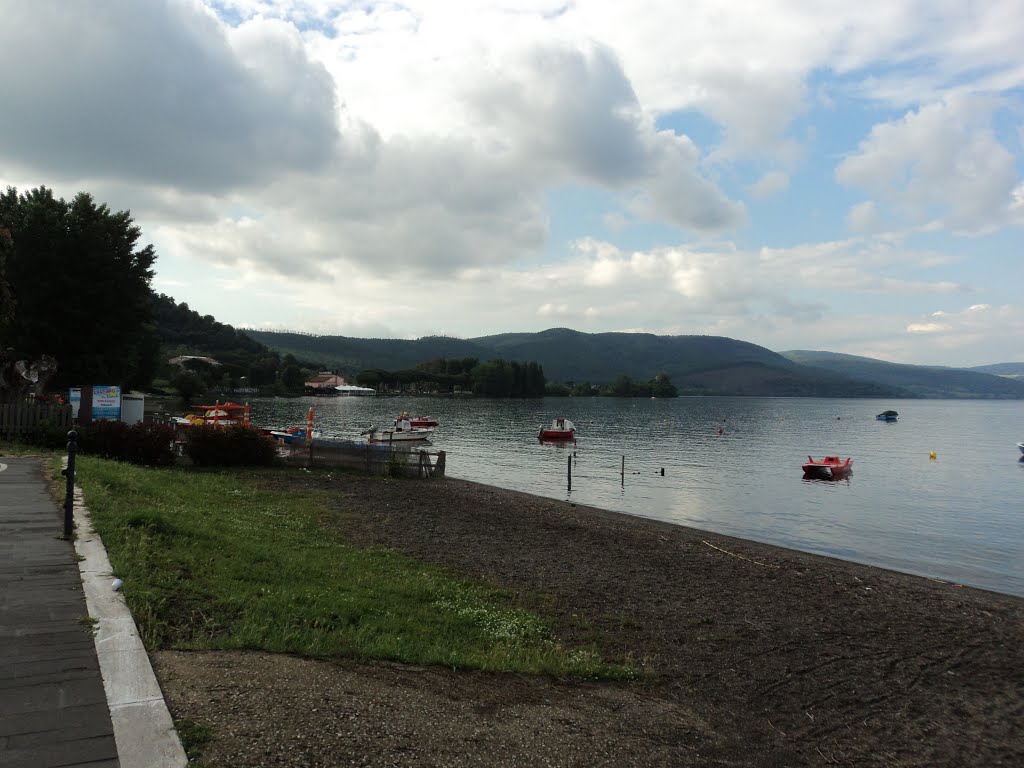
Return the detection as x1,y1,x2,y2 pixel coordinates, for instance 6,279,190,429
0,225,14,334
0,186,158,388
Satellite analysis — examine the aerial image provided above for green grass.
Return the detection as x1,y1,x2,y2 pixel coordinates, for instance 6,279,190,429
72,457,630,679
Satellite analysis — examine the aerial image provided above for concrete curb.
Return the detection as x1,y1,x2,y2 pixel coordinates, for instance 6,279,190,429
72,485,188,768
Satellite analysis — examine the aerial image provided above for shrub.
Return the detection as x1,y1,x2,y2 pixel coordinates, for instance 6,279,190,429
183,424,277,467
76,421,177,467
12,420,71,450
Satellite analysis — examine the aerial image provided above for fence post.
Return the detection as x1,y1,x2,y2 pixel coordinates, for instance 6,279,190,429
62,430,78,539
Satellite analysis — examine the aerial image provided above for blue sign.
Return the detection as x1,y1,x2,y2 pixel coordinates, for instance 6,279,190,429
91,385,122,421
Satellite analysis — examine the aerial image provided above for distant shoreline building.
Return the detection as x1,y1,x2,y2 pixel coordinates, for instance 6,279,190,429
334,384,376,397
304,372,347,394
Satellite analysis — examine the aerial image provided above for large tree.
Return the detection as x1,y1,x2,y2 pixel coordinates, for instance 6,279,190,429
0,225,14,333
0,186,158,388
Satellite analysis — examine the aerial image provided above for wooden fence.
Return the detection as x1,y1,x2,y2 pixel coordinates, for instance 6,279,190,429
0,402,74,439
278,437,446,478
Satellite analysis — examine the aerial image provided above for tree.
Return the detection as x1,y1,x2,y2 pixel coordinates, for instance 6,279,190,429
0,186,158,389
650,372,678,398
0,226,14,334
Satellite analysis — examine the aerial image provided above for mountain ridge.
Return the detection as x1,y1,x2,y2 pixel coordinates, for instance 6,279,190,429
238,327,1023,399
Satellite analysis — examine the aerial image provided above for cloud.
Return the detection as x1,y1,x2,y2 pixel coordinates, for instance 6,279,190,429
0,0,338,191
835,95,1022,233
846,201,884,233
461,42,746,232
748,171,790,200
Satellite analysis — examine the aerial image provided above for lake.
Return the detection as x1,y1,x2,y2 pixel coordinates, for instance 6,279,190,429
249,395,1024,598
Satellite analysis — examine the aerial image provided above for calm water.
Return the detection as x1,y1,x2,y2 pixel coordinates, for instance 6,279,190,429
250,396,1024,597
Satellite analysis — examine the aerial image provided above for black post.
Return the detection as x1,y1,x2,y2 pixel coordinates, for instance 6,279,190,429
567,455,572,491
62,430,78,539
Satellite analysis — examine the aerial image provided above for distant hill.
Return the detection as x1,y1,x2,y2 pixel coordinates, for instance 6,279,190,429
969,362,1024,380
240,331,493,373
782,351,1024,399
245,328,901,397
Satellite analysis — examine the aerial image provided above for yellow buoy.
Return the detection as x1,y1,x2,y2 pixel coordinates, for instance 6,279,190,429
929,450,937,460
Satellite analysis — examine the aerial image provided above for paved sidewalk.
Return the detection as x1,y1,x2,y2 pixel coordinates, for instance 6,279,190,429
0,456,186,768
0,457,118,768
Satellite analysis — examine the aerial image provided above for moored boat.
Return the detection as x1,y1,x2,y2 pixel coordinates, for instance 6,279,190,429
362,424,435,443
396,410,439,428
876,410,899,422
268,426,322,444
802,455,853,479
1018,441,1024,456
176,401,249,427
538,417,576,441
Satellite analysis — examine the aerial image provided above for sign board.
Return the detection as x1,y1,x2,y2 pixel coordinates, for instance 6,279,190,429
69,387,81,419
91,386,122,421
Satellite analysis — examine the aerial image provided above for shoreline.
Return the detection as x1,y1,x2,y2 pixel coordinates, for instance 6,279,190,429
155,471,1023,767
451,474,1022,599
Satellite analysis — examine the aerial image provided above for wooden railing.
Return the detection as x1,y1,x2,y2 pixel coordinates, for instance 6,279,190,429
0,402,73,439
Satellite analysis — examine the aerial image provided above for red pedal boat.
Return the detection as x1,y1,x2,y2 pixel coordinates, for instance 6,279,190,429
538,417,576,441
802,455,852,479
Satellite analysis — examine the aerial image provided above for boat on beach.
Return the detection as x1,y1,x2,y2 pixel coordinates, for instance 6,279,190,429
876,410,899,422
802,455,853,479
538,417,576,441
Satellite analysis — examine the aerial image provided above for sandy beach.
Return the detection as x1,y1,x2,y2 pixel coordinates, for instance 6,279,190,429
153,473,1024,767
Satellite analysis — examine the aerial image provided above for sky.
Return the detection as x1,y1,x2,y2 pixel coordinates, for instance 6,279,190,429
1,0,1023,367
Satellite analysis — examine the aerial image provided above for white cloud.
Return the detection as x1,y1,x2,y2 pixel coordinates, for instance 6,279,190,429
0,0,338,191
836,95,1023,233
748,171,790,200
846,201,884,233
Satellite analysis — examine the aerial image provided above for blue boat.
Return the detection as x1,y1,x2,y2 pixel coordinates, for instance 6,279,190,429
876,410,899,422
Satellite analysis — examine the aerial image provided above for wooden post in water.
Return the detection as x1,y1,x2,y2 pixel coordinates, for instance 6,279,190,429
621,455,625,486
567,455,572,491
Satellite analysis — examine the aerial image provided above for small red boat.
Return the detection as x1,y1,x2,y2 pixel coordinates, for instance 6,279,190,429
538,417,576,441
802,455,852,479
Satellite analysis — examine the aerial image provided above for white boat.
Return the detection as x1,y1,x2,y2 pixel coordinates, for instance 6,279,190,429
1018,441,1024,456
361,424,434,443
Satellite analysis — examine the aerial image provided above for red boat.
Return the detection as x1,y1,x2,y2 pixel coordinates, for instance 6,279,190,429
538,417,576,441
395,411,439,428
802,455,852,479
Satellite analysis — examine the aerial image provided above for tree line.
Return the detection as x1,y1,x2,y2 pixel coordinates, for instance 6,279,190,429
0,185,678,402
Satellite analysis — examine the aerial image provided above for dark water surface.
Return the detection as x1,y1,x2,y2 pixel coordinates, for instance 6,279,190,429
251,396,1024,597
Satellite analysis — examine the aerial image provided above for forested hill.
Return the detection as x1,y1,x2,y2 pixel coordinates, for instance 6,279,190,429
782,351,1024,399
243,327,901,397
239,330,494,374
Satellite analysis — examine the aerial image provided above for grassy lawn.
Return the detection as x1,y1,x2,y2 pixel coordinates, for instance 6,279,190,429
68,456,630,678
